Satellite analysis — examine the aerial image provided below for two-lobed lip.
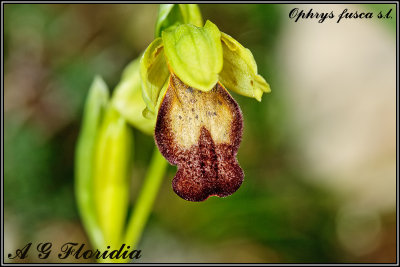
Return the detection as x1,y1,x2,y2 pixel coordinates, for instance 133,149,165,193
155,74,244,202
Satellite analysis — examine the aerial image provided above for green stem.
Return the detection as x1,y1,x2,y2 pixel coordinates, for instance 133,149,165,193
122,147,168,262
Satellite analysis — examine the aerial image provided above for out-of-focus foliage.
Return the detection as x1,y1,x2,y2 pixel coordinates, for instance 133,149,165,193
4,4,396,263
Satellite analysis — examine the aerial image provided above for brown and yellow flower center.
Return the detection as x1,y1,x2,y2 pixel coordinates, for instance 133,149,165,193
155,74,244,201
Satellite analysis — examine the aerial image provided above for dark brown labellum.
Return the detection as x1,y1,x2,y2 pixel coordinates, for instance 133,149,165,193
155,75,243,202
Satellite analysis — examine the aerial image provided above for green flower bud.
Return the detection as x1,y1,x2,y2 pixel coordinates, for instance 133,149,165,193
75,76,109,250
93,106,133,248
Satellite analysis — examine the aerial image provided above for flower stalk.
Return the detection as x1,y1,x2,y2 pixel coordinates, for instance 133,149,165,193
123,148,168,257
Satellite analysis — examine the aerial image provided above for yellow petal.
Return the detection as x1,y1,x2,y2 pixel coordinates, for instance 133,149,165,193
219,32,271,101
140,37,170,118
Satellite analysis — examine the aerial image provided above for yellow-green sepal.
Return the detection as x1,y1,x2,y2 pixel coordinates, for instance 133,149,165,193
142,77,169,120
112,58,155,135
219,32,271,101
140,37,170,119
162,20,223,92
155,4,203,38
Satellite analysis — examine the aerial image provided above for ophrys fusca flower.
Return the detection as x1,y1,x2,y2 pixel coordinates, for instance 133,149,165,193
141,20,270,201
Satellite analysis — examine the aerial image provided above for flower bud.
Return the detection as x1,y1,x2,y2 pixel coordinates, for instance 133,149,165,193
92,106,133,247
75,76,109,250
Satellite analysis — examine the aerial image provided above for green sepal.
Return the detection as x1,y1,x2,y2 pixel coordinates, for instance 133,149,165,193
162,20,223,92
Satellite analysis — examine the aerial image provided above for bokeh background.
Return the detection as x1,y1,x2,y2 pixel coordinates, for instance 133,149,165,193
3,3,397,263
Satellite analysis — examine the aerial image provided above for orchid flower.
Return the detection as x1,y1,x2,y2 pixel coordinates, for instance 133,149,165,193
140,19,271,201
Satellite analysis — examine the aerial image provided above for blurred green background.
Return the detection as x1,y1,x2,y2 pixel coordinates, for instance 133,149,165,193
4,4,396,263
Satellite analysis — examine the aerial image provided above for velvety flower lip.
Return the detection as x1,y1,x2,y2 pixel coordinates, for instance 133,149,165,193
155,74,243,201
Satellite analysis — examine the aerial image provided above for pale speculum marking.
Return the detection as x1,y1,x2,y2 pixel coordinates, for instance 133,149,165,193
155,75,243,201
